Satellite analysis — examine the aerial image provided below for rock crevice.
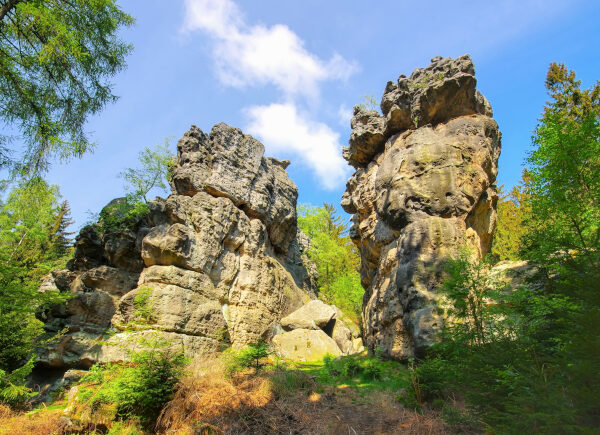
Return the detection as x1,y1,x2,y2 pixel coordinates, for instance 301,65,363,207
342,55,501,359
39,124,318,368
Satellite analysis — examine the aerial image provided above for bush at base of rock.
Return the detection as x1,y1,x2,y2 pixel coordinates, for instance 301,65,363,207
223,340,269,375
67,338,187,428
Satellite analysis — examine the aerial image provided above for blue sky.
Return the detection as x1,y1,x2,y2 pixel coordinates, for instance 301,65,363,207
39,0,600,228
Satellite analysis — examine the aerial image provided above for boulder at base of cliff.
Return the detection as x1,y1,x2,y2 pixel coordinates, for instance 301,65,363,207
274,300,363,359
280,299,336,331
272,329,342,362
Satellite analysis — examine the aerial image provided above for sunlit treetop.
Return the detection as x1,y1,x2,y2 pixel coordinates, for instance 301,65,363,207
0,0,134,175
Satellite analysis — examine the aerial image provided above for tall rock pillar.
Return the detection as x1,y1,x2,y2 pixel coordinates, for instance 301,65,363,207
341,55,501,359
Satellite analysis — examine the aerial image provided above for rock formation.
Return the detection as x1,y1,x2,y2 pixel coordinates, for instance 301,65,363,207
341,55,501,359
272,300,363,361
38,123,318,369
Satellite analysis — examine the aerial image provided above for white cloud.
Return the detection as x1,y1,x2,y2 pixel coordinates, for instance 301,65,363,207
182,0,241,38
337,104,353,127
182,0,357,98
245,103,349,190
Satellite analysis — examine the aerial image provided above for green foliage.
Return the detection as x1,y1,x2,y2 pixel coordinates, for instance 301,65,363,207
97,196,149,232
97,141,174,233
491,175,532,262
298,203,363,322
119,141,176,203
132,285,155,325
224,340,269,375
76,338,187,427
356,94,379,112
522,62,600,429
0,357,36,406
0,178,71,376
408,251,582,432
321,354,387,383
0,0,134,174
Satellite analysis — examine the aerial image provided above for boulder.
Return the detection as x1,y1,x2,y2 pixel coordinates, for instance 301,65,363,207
280,300,336,331
272,329,342,362
331,320,353,354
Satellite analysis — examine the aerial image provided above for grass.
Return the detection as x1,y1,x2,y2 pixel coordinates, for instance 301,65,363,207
291,353,411,399
157,355,447,434
0,403,69,435
0,354,449,434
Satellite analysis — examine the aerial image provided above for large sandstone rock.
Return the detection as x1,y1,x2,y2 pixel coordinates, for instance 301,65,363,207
38,124,317,369
171,123,298,253
275,300,362,359
280,300,336,331
342,55,501,359
272,329,342,362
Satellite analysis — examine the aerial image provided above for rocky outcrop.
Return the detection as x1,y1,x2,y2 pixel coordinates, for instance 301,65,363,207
272,300,363,360
39,124,317,369
342,55,501,359
272,329,342,362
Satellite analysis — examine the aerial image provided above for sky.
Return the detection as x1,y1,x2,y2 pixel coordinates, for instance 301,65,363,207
36,0,600,228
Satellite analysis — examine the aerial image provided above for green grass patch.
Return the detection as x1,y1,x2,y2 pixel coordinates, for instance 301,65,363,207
289,354,411,397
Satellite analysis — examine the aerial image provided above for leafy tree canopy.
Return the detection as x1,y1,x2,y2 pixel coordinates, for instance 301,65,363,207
119,140,175,203
298,203,363,322
0,0,134,175
0,177,71,397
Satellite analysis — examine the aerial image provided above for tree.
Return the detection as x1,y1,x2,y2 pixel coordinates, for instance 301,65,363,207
0,0,134,174
525,64,600,269
97,141,175,232
523,63,600,424
48,199,74,256
0,178,71,391
119,140,175,203
298,204,363,321
491,172,532,262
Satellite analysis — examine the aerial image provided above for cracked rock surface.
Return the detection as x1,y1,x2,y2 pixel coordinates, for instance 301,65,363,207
342,55,501,359
38,124,317,368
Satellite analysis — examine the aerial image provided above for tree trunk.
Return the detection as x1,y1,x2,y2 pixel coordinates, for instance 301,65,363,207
0,0,22,23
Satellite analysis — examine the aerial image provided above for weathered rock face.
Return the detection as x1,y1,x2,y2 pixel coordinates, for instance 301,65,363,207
272,300,363,360
39,124,317,368
342,55,501,359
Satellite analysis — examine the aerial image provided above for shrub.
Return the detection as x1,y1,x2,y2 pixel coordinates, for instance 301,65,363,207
0,358,36,407
363,360,383,380
75,338,187,427
132,285,155,324
224,340,269,375
98,196,149,232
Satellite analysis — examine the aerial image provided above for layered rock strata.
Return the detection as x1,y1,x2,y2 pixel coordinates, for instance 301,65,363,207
341,55,501,359
39,124,317,368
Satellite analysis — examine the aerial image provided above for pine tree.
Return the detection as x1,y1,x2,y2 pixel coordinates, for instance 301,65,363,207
49,200,74,256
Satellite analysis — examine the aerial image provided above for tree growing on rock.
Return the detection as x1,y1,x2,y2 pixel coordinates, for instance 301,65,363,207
119,140,175,203
99,141,175,231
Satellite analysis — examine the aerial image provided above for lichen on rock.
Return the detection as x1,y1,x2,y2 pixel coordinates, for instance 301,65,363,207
38,123,318,369
342,55,501,360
